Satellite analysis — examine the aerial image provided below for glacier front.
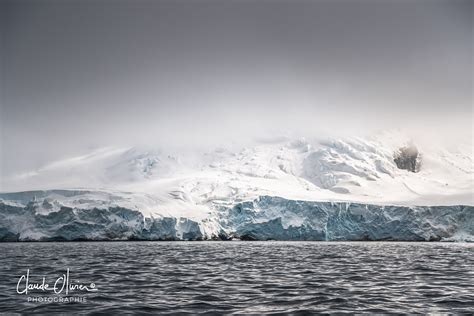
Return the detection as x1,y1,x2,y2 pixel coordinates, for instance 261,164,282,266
0,191,472,242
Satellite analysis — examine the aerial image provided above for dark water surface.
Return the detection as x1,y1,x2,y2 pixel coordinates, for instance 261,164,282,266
0,241,472,314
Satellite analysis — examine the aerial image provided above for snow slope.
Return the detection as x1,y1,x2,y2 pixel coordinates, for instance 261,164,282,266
1,130,472,241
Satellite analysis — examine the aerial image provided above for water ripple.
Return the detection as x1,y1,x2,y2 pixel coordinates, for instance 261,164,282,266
0,241,472,314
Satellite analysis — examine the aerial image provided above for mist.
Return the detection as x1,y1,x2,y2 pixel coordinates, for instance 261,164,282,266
1,0,472,176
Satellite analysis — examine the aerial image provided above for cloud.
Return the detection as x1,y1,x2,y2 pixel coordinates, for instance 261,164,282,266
1,0,472,175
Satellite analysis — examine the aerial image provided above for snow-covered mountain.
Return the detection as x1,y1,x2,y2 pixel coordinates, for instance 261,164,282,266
1,130,473,241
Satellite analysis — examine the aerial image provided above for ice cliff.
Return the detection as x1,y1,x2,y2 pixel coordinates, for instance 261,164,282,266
0,192,471,242
223,196,473,241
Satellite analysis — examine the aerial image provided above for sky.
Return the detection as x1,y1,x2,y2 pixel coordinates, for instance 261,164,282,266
1,0,472,178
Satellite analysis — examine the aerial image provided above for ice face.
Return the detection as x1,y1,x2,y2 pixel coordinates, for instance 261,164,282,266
0,199,204,241
0,192,472,242
223,196,473,241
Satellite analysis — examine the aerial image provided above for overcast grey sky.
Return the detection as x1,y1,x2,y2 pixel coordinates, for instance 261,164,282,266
1,0,472,175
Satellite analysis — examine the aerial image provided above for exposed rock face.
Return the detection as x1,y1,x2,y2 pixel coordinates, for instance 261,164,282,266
394,144,422,172
1,194,471,242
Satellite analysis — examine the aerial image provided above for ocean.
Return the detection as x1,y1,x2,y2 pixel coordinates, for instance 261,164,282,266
0,241,472,314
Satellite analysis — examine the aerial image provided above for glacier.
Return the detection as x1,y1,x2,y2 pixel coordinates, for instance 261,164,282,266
224,196,473,241
0,191,472,242
1,131,472,242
